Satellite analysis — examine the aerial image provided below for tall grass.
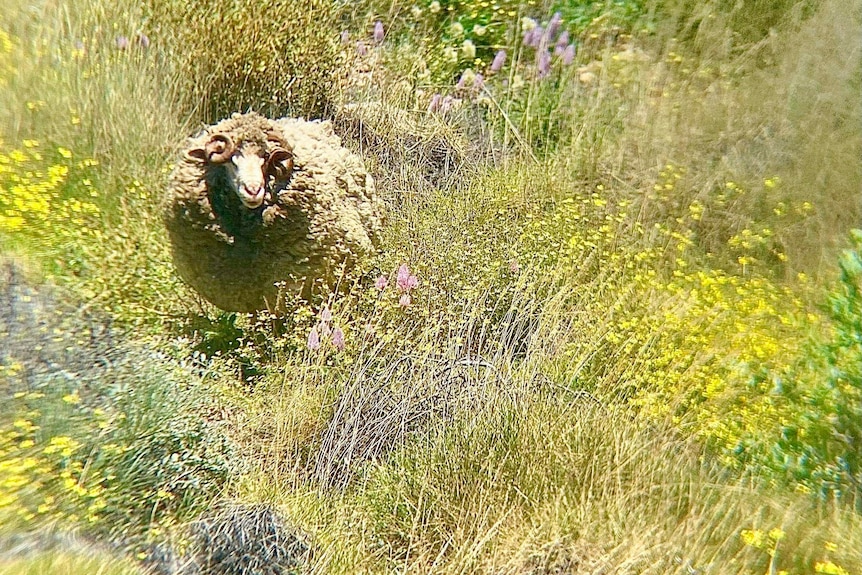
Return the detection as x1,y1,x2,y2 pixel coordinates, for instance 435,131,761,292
1,0,861,572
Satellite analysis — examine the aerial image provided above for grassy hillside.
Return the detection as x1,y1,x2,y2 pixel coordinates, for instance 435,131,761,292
1,0,860,573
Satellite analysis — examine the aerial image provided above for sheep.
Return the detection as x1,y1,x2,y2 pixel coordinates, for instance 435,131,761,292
164,112,384,313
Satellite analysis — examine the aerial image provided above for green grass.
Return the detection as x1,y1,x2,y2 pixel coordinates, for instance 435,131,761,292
0,551,143,575
1,0,861,572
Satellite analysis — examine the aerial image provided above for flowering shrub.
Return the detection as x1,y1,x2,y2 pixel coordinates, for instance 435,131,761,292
0,364,238,547
0,139,101,252
738,230,862,501
509,165,862,501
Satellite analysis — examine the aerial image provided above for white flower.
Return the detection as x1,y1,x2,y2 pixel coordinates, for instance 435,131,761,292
429,1,441,13
521,17,537,32
472,24,487,36
461,39,476,60
411,5,422,18
450,22,465,36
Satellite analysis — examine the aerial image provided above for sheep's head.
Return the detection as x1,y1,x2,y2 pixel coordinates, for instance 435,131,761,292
185,131,294,210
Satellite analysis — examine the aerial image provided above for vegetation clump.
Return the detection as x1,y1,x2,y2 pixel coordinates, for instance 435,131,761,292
0,0,860,573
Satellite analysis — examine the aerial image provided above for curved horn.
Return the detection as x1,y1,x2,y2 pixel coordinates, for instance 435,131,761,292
265,129,288,147
265,148,294,181
206,134,235,163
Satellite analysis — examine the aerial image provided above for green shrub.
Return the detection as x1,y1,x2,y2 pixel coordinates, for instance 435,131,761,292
744,231,862,504
0,267,240,546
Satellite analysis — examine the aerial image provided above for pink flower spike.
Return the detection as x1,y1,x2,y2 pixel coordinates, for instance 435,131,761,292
396,264,411,291
399,293,412,307
356,41,368,56
375,275,388,290
332,327,345,351
490,50,507,73
555,30,569,50
537,50,551,78
307,326,321,351
440,95,455,114
320,307,332,323
406,275,418,290
428,93,442,113
473,73,484,92
373,21,385,43
530,26,544,48
547,12,563,40
562,44,576,66
341,30,350,44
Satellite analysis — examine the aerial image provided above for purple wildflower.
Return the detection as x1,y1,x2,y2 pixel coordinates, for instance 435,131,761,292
440,95,455,114
320,307,332,323
473,73,484,92
332,327,345,351
356,41,368,56
341,30,350,44
373,21,385,43
115,36,129,50
537,50,551,78
490,49,507,73
428,93,442,113
399,293,412,307
375,275,388,290
307,326,321,351
556,30,570,50
396,264,411,291
530,26,544,48
546,12,563,40
136,33,150,49
562,44,576,66
395,264,419,292
522,28,534,47
319,322,331,337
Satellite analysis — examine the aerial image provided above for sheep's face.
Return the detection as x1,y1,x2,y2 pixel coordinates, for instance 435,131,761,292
224,145,267,209
187,132,294,210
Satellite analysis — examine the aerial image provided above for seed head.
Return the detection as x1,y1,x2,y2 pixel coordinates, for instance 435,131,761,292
307,326,321,351
332,327,345,351
461,39,476,60
490,50,507,73
373,21,385,43
561,44,576,66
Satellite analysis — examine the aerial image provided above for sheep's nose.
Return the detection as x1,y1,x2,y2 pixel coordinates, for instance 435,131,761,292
240,183,265,208
242,183,263,196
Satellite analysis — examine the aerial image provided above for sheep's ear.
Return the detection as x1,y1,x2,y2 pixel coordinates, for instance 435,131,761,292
206,134,235,163
183,146,208,164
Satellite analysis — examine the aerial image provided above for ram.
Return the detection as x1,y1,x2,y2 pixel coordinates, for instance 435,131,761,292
164,112,384,312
